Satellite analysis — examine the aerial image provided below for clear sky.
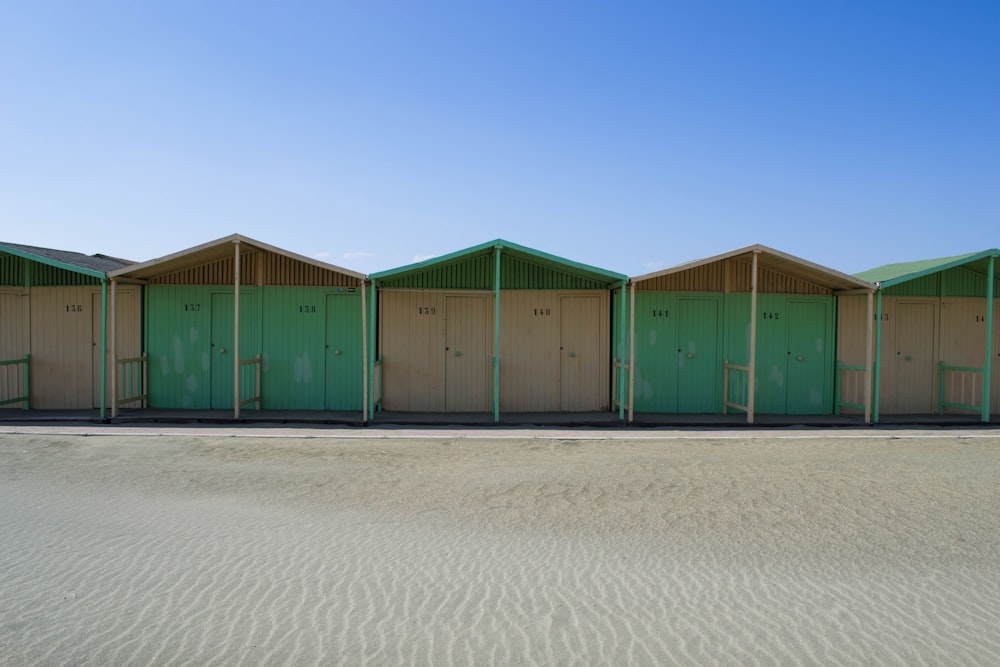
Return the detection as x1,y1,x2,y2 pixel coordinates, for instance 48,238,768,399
1,1,997,277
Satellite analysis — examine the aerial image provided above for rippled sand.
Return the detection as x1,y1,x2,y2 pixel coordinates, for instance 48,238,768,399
2,430,999,665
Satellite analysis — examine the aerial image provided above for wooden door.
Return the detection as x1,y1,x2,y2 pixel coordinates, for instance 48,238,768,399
785,300,830,414
325,294,362,410
676,297,720,413
893,301,937,414
211,293,235,409
559,295,604,411
445,295,490,412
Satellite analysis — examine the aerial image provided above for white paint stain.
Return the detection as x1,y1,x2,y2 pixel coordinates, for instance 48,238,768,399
172,335,185,373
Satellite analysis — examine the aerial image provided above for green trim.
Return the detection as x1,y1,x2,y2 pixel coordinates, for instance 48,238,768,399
983,256,994,422
873,291,883,423
370,238,626,286
494,247,501,423
0,244,108,280
369,282,378,417
99,281,108,420
857,249,1000,289
617,281,626,421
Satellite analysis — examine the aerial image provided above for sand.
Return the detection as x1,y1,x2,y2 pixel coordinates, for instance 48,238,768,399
1,427,999,665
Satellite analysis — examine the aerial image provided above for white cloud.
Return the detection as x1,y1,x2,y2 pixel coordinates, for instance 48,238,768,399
341,250,374,260
411,254,435,263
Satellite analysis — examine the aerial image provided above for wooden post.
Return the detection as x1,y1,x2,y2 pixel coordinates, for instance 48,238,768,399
628,281,635,423
362,281,368,423
493,246,501,423
233,240,241,419
747,251,759,424
110,279,118,418
864,290,874,424
983,255,994,422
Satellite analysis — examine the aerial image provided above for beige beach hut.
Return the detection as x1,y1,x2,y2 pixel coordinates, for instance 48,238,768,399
0,242,140,416
841,249,999,422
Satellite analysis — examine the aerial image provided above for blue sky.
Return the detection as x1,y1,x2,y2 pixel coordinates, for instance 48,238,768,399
1,1,997,276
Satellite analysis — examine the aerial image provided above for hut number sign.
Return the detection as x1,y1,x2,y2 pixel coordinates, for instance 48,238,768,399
533,308,551,316
418,307,437,315
651,309,669,318
65,304,84,312
298,305,317,313
183,304,202,312
762,311,780,320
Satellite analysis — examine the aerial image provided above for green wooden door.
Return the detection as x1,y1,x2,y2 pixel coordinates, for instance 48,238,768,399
754,294,788,414
262,288,325,410
676,297,720,413
785,300,831,414
211,293,235,409
633,292,678,412
325,294,362,410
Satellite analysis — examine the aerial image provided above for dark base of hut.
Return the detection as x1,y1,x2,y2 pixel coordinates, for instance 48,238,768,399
2,408,999,430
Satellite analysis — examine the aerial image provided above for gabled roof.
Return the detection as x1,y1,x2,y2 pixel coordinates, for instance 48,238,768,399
855,249,1000,288
108,233,365,281
370,238,627,288
632,244,874,292
0,241,131,279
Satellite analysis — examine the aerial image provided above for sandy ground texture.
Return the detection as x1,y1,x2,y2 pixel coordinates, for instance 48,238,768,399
1,427,1000,666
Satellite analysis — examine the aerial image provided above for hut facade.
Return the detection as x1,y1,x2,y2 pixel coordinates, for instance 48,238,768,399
628,245,875,423
0,242,140,415
368,239,628,420
843,250,999,422
108,235,368,419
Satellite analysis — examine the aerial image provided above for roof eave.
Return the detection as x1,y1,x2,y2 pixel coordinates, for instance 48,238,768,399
0,243,108,280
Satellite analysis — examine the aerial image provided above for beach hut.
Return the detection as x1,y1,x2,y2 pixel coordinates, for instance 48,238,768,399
842,250,999,422
108,234,368,419
0,242,140,416
627,245,875,423
368,239,629,421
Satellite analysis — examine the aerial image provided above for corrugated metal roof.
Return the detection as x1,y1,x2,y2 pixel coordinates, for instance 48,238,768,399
631,244,874,293
108,233,366,282
855,249,1000,288
0,241,131,277
370,238,627,288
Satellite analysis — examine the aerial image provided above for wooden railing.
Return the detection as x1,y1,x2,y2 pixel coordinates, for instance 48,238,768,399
938,361,983,414
722,359,749,415
834,361,867,414
0,354,29,409
116,355,147,408
239,354,262,409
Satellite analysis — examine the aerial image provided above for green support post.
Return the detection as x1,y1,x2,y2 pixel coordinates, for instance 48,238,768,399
369,281,378,418
99,280,108,420
983,256,994,422
873,290,883,424
493,246,501,423
618,280,626,421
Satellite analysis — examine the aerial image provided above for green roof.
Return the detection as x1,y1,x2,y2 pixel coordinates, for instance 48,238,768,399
856,249,1000,288
371,239,626,289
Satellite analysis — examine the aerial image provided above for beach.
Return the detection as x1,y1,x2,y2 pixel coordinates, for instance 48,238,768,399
1,427,999,665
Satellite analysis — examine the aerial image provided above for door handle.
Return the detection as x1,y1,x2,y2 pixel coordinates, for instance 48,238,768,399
568,351,576,358
334,349,342,356
686,352,694,359
796,354,804,362
454,350,461,357
219,348,227,354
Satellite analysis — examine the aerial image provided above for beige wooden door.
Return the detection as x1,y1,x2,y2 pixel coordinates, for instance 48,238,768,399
499,291,560,411
893,301,937,414
91,292,104,407
379,291,446,411
445,296,490,412
559,295,606,411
